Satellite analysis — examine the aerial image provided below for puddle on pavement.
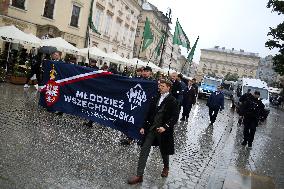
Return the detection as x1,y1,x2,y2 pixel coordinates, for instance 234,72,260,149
223,166,275,189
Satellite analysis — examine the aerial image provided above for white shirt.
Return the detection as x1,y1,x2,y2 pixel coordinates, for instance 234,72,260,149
157,92,169,106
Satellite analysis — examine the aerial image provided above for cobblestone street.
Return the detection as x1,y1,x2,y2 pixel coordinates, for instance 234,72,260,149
0,83,283,189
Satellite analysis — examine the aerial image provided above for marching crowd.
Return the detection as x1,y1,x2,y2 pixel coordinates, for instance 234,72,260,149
22,49,266,185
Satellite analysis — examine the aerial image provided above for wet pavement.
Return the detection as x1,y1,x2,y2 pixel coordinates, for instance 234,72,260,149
0,83,283,189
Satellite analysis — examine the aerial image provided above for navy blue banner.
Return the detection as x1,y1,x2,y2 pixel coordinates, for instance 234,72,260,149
39,60,158,140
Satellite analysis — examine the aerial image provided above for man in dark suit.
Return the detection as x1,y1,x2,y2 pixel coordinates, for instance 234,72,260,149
127,79,179,185
192,78,199,94
181,80,196,121
170,72,182,101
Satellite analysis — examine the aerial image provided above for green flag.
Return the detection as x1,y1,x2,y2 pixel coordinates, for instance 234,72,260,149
142,17,153,51
88,0,100,34
173,19,190,50
187,36,199,63
154,33,165,58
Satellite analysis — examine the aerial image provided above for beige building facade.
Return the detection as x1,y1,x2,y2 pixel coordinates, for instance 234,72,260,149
89,0,143,59
196,46,260,82
133,2,181,70
0,0,91,49
133,2,167,63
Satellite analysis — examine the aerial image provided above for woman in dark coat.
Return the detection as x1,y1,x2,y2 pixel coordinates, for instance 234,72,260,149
128,79,179,185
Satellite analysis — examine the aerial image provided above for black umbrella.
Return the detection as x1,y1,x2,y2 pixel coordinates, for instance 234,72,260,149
38,46,58,54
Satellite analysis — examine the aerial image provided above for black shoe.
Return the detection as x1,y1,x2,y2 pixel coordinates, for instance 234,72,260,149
55,111,63,116
83,121,93,128
120,139,132,145
180,117,185,121
241,141,247,146
137,140,143,146
248,143,252,148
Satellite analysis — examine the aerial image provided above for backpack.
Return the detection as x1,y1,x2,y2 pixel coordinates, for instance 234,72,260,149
244,98,260,117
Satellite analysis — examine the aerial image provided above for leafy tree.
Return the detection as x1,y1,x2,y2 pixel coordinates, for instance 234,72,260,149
224,72,239,81
207,72,216,78
265,0,284,75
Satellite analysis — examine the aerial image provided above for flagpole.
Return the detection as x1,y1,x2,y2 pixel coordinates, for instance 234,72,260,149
87,25,91,64
168,46,174,77
181,36,199,74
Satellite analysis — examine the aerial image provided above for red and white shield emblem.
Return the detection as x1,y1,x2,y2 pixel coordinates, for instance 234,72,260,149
45,80,60,106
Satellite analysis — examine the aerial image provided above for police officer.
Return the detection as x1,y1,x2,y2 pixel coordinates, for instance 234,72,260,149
206,86,225,126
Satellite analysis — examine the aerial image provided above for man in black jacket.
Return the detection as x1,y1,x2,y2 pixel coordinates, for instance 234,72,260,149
241,91,264,148
127,79,179,185
170,72,182,101
181,79,196,121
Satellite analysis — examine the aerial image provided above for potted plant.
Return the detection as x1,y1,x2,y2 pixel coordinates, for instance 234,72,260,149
9,63,30,85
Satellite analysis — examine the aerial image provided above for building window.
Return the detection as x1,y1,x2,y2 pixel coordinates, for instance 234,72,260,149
104,14,112,35
70,5,80,27
11,0,25,9
130,30,135,43
114,21,121,41
123,26,128,43
94,7,103,32
43,0,56,19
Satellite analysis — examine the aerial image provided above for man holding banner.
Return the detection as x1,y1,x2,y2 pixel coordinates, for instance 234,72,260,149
120,66,156,145
127,79,179,185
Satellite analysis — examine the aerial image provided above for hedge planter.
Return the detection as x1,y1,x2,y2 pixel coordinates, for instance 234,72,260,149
9,76,27,85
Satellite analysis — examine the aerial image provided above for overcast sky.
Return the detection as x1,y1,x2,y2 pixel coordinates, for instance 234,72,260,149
147,0,282,63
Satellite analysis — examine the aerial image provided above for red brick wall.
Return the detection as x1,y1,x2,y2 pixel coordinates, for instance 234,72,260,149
0,0,10,15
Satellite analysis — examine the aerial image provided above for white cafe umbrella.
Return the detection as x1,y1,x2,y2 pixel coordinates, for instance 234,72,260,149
128,58,147,67
0,25,41,47
41,37,79,54
27,33,41,44
79,47,109,59
0,25,41,71
107,52,129,65
146,61,161,71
